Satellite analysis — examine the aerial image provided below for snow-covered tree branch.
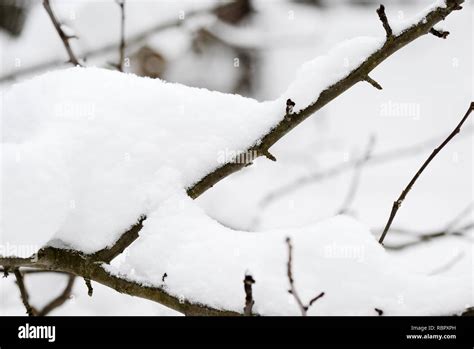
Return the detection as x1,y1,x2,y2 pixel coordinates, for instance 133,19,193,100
1,0,471,317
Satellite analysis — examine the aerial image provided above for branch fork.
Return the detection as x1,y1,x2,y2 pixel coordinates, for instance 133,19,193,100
43,0,82,67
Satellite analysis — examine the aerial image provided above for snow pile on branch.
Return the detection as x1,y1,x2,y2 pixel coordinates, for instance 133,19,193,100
1,34,383,254
390,0,449,35
107,193,472,315
282,37,383,113
1,67,277,254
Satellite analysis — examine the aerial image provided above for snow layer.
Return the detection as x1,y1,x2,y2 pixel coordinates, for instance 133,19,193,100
1,67,278,254
390,0,448,35
1,32,384,254
282,37,383,112
108,191,472,315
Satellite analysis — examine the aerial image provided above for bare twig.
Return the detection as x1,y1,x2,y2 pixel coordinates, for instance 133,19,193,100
364,75,383,90
428,251,465,275
243,274,255,316
383,222,473,250
112,0,126,72
376,5,393,39
286,238,324,316
309,292,325,306
36,274,76,316
286,99,296,115
378,102,474,244
84,278,93,297
443,202,474,232
429,28,450,39
13,269,37,316
338,135,376,215
43,0,82,66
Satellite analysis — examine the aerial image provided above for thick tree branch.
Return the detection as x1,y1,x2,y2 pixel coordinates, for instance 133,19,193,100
378,102,474,244
187,0,465,199
1,247,239,316
43,0,82,66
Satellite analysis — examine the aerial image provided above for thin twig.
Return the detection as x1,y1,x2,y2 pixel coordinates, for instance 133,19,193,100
256,126,472,216
84,278,93,297
443,202,474,232
429,28,450,39
13,269,37,316
376,5,393,38
428,251,465,275
286,238,324,316
379,102,474,244
364,75,383,90
338,135,376,215
43,0,82,66
309,292,325,306
383,221,473,250
36,274,76,316
243,274,255,316
112,0,126,72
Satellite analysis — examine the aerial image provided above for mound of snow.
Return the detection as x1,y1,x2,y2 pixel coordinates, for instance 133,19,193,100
1,34,383,254
108,191,472,315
